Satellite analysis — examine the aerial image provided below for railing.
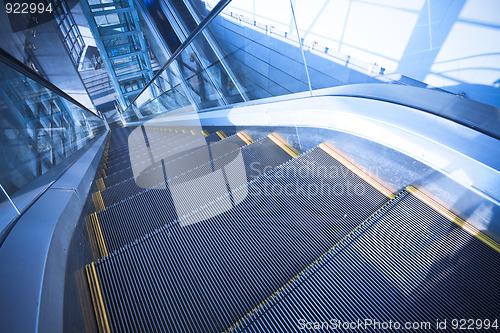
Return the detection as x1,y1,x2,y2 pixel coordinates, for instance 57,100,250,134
0,48,107,241
119,0,451,124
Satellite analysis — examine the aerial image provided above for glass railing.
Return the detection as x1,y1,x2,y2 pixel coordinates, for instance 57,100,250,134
0,49,107,235
121,0,451,124
121,0,312,123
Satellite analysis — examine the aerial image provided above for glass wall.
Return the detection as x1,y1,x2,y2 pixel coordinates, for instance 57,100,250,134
0,55,107,208
124,0,464,124
53,0,86,67
82,0,154,108
121,0,311,123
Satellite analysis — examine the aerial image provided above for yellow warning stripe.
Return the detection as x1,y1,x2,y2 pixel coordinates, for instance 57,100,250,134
181,129,186,134
85,215,100,261
85,265,103,332
87,212,108,258
93,213,108,257
96,178,106,191
319,142,395,199
216,130,228,139
236,131,254,145
190,130,196,135
224,196,396,333
92,191,106,212
407,186,500,253
201,130,209,137
86,263,111,333
267,133,299,158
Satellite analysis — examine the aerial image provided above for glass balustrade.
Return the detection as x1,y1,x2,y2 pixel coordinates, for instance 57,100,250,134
121,0,311,123
0,51,107,233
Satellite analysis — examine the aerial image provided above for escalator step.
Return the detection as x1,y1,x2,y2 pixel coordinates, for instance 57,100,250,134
238,189,500,332
99,132,293,208
91,132,294,254
102,132,221,187
88,144,393,332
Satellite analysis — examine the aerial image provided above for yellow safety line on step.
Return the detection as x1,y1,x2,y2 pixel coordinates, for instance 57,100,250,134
90,262,111,333
190,130,196,135
267,133,299,158
75,268,96,333
85,265,103,332
407,186,500,253
201,130,209,137
319,142,395,199
96,178,106,191
85,215,100,261
92,191,105,212
181,129,186,134
236,131,254,145
92,213,108,258
216,130,228,139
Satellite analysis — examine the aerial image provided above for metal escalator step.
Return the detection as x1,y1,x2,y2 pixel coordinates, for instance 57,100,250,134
406,185,500,253
268,133,300,158
85,263,111,333
239,134,298,178
102,132,221,187
102,131,220,188
105,130,187,166
105,131,194,175
239,190,500,332
105,128,210,162
92,133,301,254
88,136,252,253
100,133,294,208
89,145,393,332
97,132,243,207
131,132,249,192
95,189,178,254
106,127,198,164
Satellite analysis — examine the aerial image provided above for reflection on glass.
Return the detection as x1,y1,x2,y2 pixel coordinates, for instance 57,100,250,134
0,58,106,200
121,0,307,123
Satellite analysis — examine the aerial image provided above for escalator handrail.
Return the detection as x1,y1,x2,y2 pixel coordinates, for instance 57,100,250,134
0,48,104,119
127,0,232,108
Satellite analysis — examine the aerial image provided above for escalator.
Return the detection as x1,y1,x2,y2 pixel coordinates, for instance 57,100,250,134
83,125,500,332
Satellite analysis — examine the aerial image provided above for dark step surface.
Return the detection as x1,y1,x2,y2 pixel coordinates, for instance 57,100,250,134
91,147,392,332
103,130,221,187
238,190,500,332
100,134,292,208
84,127,500,333
95,134,296,254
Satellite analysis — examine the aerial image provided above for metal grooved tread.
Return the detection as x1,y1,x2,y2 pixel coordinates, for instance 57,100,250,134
100,134,292,209
94,134,298,254
90,147,391,332
103,131,222,183
238,190,500,332
99,131,222,205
